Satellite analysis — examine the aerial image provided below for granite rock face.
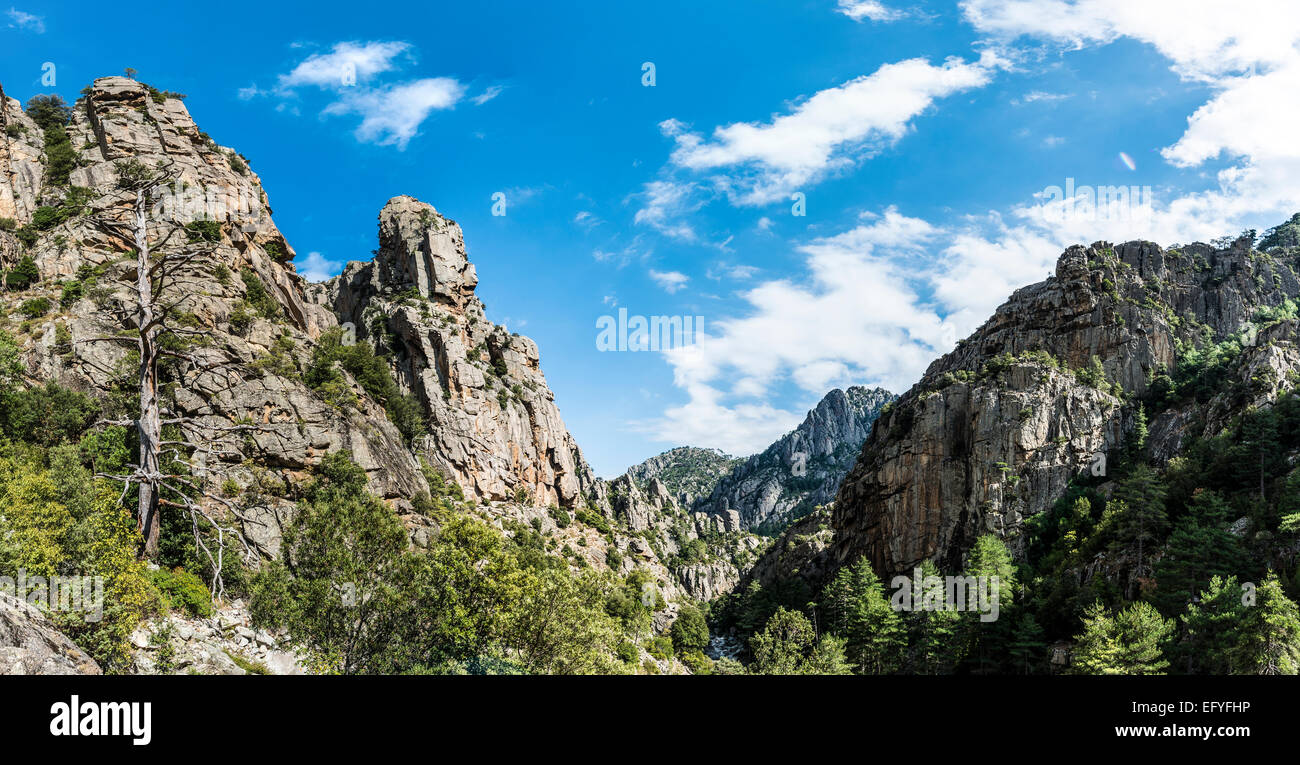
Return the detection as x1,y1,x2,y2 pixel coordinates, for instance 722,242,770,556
0,594,102,675
324,196,601,509
0,75,756,610
832,237,1300,578
693,386,894,531
0,77,427,559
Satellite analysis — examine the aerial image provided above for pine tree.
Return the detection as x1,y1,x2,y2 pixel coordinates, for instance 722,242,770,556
1152,489,1246,615
961,534,1018,672
1071,601,1172,675
1111,465,1169,597
904,559,963,673
821,556,905,674
1231,572,1300,675
1008,613,1046,674
1178,575,1246,674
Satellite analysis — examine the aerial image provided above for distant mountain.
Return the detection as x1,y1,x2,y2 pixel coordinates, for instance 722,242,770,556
691,386,896,534
623,446,742,507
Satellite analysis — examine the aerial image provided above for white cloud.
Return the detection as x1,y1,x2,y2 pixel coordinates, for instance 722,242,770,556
664,55,998,205
323,78,465,149
279,41,411,90
633,180,702,241
249,40,466,150
649,269,690,293
836,1,905,22
965,0,1300,241
641,2,1300,454
574,210,602,230
961,0,1300,81
1011,90,1070,105
297,251,343,282
6,7,43,33
644,208,972,452
472,85,504,105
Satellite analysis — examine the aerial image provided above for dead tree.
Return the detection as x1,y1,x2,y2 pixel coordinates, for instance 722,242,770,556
76,158,273,596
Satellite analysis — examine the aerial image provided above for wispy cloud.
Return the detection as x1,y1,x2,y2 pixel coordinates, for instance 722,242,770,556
660,53,1000,206
245,40,467,150
649,269,690,294
836,1,905,22
297,251,344,282
633,180,702,241
472,85,505,105
6,7,43,33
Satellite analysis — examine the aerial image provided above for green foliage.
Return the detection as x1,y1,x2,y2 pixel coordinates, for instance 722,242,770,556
1076,355,1108,388
5,256,40,290
1070,601,1173,675
149,567,213,618
574,505,611,535
822,556,905,674
0,381,100,447
670,603,709,653
25,95,76,187
19,297,51,318
749,607,850,675
239,268,280,321
263,240,290,262
251,453,627,674
184,219,222,243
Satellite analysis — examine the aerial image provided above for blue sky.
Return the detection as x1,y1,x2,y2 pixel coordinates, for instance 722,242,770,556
5,1,1300,476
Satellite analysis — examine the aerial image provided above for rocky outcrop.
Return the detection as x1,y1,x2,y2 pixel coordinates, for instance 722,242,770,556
833,237,1300,578
694,386,895,531
1,75,752,611
0,594,102,675
623,446,740,507
129,599,306,675
323,196,601,509
1,77,429,560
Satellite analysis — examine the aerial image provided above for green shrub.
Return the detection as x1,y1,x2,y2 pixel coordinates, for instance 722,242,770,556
19,297,51,318
239,268,280,320
59,280,83,307
185,219,222,243
5,256,39,289
670,604,710,653
149,566,213,618
263,240,289,262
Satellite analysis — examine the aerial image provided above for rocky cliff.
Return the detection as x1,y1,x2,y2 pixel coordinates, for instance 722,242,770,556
0,76,757,615
832,236,1300,577
318,195,603,509
693,386,894,532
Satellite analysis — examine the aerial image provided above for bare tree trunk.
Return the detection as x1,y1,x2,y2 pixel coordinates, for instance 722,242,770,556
133,189,162,558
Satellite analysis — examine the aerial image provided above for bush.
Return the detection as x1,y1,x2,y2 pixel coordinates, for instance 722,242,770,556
59,280,83,307
239,268,280,320
19,297,51,318
149,567,213,618
263,240,290,262
0,382,99,446
5,256,39,290
670,604,710,653
185,219,222,243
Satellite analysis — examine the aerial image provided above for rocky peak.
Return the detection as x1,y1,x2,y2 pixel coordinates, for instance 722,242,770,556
692,385,895,532
374,195,478,310
833,234,1300,578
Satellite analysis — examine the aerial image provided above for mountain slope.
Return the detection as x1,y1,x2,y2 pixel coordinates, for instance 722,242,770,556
832,236,1300,577
0,76,755,615
693,386,895,533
